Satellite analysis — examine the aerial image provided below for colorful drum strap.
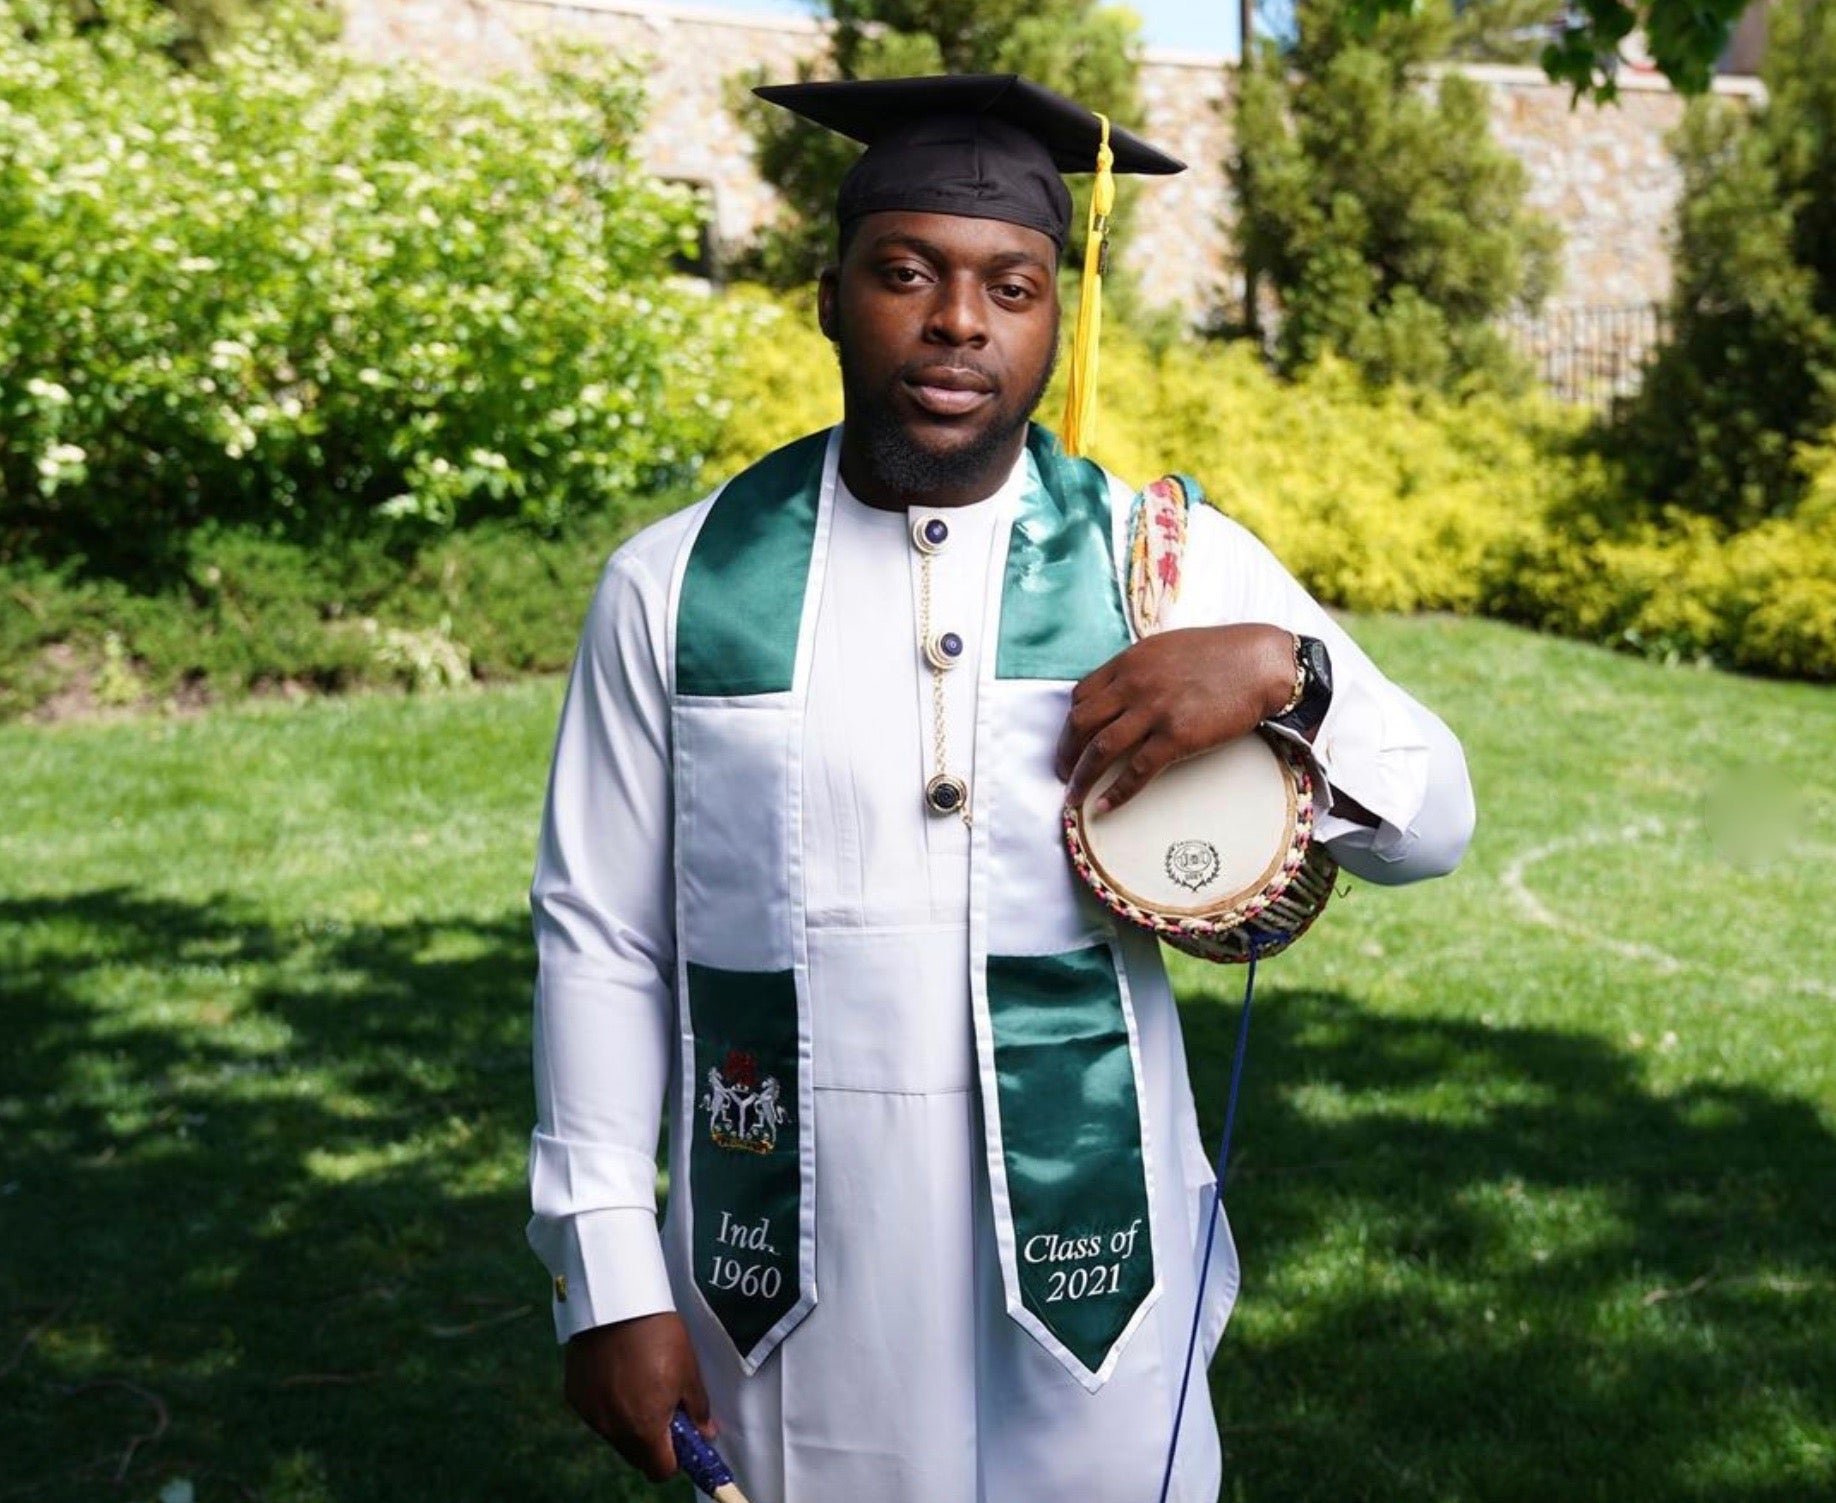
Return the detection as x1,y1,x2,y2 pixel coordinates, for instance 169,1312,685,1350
1126,474,1192,637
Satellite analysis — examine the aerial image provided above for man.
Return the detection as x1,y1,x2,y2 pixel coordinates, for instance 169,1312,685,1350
527,75,1474,1503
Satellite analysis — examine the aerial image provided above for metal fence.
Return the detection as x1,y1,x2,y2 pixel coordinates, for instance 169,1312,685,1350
1505,303,1672,409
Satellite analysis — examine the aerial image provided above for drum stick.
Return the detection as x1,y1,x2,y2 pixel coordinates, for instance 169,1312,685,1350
669,1407,752,1503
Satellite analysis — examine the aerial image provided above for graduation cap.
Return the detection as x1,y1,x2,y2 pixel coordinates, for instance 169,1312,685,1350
754,74,1187,457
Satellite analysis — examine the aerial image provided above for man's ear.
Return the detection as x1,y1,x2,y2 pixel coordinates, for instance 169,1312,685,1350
817,266,839,344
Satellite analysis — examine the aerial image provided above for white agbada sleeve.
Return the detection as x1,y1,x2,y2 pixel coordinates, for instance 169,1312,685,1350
526,546,680,1342
1170,504,1476,885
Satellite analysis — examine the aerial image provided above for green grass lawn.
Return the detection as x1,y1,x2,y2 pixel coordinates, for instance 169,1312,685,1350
2,615,1833,1503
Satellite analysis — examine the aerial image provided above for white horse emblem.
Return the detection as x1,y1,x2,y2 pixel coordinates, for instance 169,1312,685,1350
701,1050,788,1154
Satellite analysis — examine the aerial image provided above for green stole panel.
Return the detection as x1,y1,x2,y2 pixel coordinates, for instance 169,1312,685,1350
685,964,803,1356
997,425,1133,681
677,429,827,696
986,945,1155,1374
987,425,1152,1379
672,431,826,1369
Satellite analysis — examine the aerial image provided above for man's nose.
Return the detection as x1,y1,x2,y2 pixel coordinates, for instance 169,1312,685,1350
924,277,987,346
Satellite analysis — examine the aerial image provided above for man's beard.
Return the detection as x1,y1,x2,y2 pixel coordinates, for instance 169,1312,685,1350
836,330,1059,499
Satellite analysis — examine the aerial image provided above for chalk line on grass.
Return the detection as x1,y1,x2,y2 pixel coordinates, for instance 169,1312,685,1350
1501,817,1685,975
1500,817,1836,1001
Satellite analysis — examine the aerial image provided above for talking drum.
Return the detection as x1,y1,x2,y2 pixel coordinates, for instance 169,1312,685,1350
1064,730,1338,964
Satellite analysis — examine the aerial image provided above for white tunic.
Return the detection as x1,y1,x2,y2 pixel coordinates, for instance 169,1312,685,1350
528,443,1475,1503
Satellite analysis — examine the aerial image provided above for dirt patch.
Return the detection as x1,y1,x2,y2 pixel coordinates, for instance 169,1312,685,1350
19,641,188,726
23,642,102,725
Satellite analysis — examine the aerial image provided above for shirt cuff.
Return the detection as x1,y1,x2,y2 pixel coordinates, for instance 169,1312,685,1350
1264,673,1428,860
526,1206,675,1344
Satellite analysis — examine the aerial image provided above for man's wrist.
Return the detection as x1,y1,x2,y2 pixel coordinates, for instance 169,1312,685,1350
1269,630,1307,719
1265,633,1333,738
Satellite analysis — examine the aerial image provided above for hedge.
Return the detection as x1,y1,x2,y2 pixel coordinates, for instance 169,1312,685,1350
712,295,1836,681
1496,447,1836,679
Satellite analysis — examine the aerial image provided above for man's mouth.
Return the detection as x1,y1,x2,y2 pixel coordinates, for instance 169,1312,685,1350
903,366,996,417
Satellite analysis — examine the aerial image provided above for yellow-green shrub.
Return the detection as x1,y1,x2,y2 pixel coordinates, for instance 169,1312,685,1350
699,292,842,482
705,305,1578,615
703,301,1836,682
1056,339,1579,616
1506,453,1836,678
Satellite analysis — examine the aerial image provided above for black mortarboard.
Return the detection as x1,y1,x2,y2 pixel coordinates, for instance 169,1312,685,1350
752,74,1184,251
754,73,1187,458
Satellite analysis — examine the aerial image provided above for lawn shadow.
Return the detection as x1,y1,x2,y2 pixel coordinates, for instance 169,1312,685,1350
3,891,1831,1502
0,886,678,1503
1181,981,1836,1503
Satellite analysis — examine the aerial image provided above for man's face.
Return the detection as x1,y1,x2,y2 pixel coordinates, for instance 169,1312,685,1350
819,210,1060,499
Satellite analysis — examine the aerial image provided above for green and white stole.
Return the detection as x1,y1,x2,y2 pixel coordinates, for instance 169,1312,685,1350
667,423,1161,1391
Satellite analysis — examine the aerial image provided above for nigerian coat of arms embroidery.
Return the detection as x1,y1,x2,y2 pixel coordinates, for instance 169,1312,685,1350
701,1048,788,1154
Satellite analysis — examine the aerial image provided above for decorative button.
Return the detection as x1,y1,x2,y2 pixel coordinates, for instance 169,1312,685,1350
911,515,950,554
923,630,965,671
925,773,969,816
553,1274,569,1303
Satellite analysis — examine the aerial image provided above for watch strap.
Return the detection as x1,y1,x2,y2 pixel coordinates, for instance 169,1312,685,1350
1270,634,1332,736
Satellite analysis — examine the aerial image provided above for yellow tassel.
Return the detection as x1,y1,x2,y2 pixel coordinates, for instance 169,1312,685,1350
1059,112,1114,459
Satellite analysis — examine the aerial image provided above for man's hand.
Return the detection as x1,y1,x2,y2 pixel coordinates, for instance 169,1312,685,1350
1056,624,1298,815
564,1311,713,1481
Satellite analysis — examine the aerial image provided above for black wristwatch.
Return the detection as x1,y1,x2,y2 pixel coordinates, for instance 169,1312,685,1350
1267,634,1333,738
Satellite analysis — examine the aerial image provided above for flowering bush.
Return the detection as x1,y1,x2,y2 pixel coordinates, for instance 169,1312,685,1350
0,0,732,578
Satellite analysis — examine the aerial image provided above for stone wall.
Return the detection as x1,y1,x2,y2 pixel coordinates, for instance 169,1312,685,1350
337,0,819,252
1465,62,1740,309
336,0,1762,321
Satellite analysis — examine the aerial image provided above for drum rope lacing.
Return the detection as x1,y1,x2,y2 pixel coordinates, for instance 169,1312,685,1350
1158,936,1262,1503
1061,735,1334,963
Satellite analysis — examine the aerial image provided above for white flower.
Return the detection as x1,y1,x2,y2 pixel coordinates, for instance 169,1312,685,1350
36,444,88,485
220,408,257,458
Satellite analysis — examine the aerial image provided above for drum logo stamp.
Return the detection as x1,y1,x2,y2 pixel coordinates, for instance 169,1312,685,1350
1165,839,1222,892
701,1048,788,1155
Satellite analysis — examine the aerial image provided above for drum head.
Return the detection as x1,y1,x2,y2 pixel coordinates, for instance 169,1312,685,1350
1078,735,1298,920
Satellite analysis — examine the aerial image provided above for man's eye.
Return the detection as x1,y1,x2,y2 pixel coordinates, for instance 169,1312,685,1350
886,265,926,285
993,283,1033,302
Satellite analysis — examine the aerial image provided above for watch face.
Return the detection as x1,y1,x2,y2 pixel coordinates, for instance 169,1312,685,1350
1301,636,1333,697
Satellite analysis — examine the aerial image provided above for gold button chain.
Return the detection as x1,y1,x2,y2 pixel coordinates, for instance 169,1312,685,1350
917,541,971,825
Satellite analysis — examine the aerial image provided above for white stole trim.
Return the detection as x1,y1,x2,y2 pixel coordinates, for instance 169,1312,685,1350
663,428,842,1372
